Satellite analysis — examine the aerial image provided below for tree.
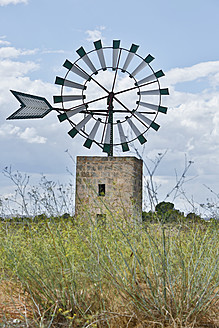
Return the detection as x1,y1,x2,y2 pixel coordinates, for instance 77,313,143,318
155,201,174,215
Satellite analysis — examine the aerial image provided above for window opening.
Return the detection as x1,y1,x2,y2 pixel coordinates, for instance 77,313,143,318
98,184,105,196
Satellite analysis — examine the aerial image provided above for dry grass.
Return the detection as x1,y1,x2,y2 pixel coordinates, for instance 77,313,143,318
0,280,218,327
0,280,33,321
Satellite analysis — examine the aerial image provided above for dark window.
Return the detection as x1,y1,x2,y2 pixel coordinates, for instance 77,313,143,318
98,184,105,196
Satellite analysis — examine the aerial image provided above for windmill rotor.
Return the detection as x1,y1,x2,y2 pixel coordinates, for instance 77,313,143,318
7,40,169,156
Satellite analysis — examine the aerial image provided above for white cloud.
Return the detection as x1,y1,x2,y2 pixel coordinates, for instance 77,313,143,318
42,49,65,54
153,61,219,182
0,40,11,46
166,61,219,86
0,0,28,5
19,127,47,143
0,59,38,77
0,123,20,136
0,59,39,108
0,124,46,143
0,47,37,59
0,56,59,108
85,26,106,42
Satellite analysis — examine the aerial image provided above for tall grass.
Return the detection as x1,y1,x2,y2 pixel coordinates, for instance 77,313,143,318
0,215,218,327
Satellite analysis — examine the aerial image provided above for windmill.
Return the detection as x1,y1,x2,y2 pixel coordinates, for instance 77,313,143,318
7,40,169,221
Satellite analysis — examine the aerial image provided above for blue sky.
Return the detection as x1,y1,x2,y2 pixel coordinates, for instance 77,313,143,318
0,0,219,216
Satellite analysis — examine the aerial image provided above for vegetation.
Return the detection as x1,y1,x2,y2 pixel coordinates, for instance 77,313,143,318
142,202,205,225
0,210,218,327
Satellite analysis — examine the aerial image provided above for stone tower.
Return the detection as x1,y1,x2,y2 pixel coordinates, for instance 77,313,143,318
75,156,142,222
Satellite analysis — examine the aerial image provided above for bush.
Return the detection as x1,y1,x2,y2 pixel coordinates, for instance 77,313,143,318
143,202,185,224
142,210,155,222
155,201,174,214
186,212,203,223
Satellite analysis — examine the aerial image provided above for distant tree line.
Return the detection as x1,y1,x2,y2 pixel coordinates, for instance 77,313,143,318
142,201,215,224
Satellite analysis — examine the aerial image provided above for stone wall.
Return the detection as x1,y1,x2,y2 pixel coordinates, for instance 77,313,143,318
75,156,142,221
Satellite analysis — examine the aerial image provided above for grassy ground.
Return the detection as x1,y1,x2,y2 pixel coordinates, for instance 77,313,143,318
0,216,218,327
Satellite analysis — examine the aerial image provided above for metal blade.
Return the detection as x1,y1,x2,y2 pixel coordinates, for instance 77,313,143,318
76,46,97,74
103,122,111,144
63,59,90,80
112,40,120,70
103,122,112,153
126,116,147,144
137,101,167,114
58,105,87,122
94,40,106,71
68,114,92,138
122,43,139,72
53,95,85,104
55,77,86,90
135,70,164,86
7,90,53,120
83,118,101,149
134,111,160,131
130,54,154,77
137,88,169,96
117,120,129,152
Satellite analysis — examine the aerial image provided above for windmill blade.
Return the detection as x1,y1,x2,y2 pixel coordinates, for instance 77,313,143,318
134,111,160,131
103,122,111,153
137,101,167,114
83,118,101,149
94,40,107,71
117,120,129,152
58,105,87,122
68,114,92,138
76,46,98,74
55,77,86,90
138,88,169,96
126,116,147,144
121,43,139,72
7,90,53,120
130,54,154,77
53,95,85,104
63,59,90,80
112,40,121,70
135,70,164,86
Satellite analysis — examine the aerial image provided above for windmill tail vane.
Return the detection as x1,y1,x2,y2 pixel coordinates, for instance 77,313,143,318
7,39,169,156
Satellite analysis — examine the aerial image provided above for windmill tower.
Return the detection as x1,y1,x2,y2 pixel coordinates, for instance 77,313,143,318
75,156,143,222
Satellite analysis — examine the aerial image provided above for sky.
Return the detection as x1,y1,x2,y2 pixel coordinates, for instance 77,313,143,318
0,0,219,216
